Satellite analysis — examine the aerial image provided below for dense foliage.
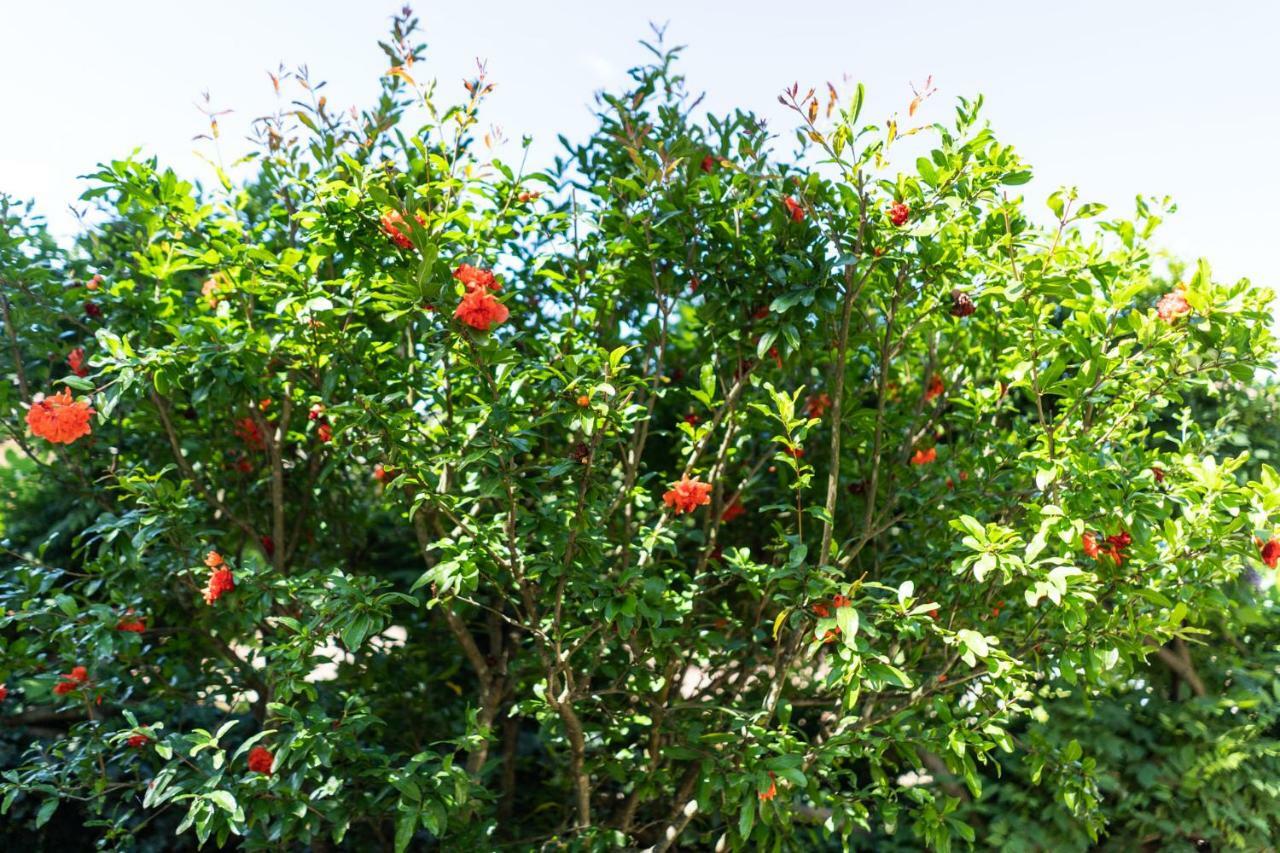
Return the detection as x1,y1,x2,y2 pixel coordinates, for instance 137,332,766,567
2,11,1278,850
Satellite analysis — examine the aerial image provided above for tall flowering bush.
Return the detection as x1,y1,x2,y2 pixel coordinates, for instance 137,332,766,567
1,11,1278,850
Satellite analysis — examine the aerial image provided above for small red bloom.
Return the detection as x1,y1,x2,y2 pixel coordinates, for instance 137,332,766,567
381,210,424,250
126,733,150,748
247,746,274,775
453,264,500,292
1259,538,1280,569
786,446,805,459
949,289,976,318
454,287,510,331
235,456,254,474
84,301,102,319
205,550,224,568
1156,286,1191,323
68,347,89,377
721,499,745,523
751,305,770,320
662,474,713,514
759,771,777,801
700,154,715,173
26,389,94,445
1082,532,1101,559
811,603,831,618
203,566,235,605
373,463,395,483
937,673,948,683
308,403,325,421
683,413,700,426
1151,466,1165,483
911,447,937,465
54,666,89,695
783,196,805,222
924,375,945,402
317,422,333,443
888,201,910,227
117,616,146,633
0,684,6,701
234,417,265,451
689,275,699,293
805,393,832,419
576,394,590,408
768,346,783,369
832,594,851,609
260,535,275,557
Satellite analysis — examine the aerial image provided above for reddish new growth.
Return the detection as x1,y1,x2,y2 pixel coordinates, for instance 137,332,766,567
248,746,274,775
1155,285,1191,323
53,666,89,696
924,375,945,402
889,201,910,227
202,551,235,605
1260,538,1280,569
662,474,713,514
380,210,424,250
783,196,805,222
911,447,937,465
68,347,89,377
26,389,94,445
453,263,500,292
759,771,777,801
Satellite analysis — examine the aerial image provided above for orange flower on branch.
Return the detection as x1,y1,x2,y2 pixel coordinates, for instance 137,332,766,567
1260,538,1280,569
889,201,910,227
381,209,425,250
924,375,945,402
910,447,937,465
759,771,777,801
453,263,499,292
454,287,510,331
783,196,805,222
805,392,831,419
662,474,712,514
1155,285,1191,323
26,389,94,445
68,347,89,377
721,499,745,523
203,555,235,605
248,746,274,775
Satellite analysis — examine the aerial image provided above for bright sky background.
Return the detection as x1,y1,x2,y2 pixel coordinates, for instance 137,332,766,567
2,0,1277,297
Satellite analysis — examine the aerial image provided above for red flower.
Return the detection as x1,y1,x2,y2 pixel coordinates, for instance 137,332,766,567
811,603,831,618
759,771,777,801
1259,538,1280,569
117,616,146,633
911,447,937,465
126,733,150,748
234,417,265,451
453,264,500,292
84,301,102,319
203,566,235,605
454,287,510,331
683,413,700,426
260,535,275,557
0,684,7,701
721,499,745,523
26,389,94,445
888,201,910,227
54,666,89,695
662,474,713,514
700,154,715,173
1151,466,1165,483
373,463,395,483
317,422,333,443
308,403,325,421
783,196,805,222
768,346,783,369
67,347,89,377
832,594,851,609
924,375,945,402
248,746,274,775
786,446,805,459
752,305,770,320
1156,286,1191,323
205,550,225,568
1082,532,1101,559
381,210,424,250
805,393,832,419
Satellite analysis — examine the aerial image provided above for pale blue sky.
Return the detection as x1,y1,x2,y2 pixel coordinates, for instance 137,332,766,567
2,1,1277,292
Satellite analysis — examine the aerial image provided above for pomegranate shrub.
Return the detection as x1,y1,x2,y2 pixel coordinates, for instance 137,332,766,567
1,10,1277,851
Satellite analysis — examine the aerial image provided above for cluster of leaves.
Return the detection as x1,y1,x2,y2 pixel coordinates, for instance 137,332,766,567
1,10,1278,850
